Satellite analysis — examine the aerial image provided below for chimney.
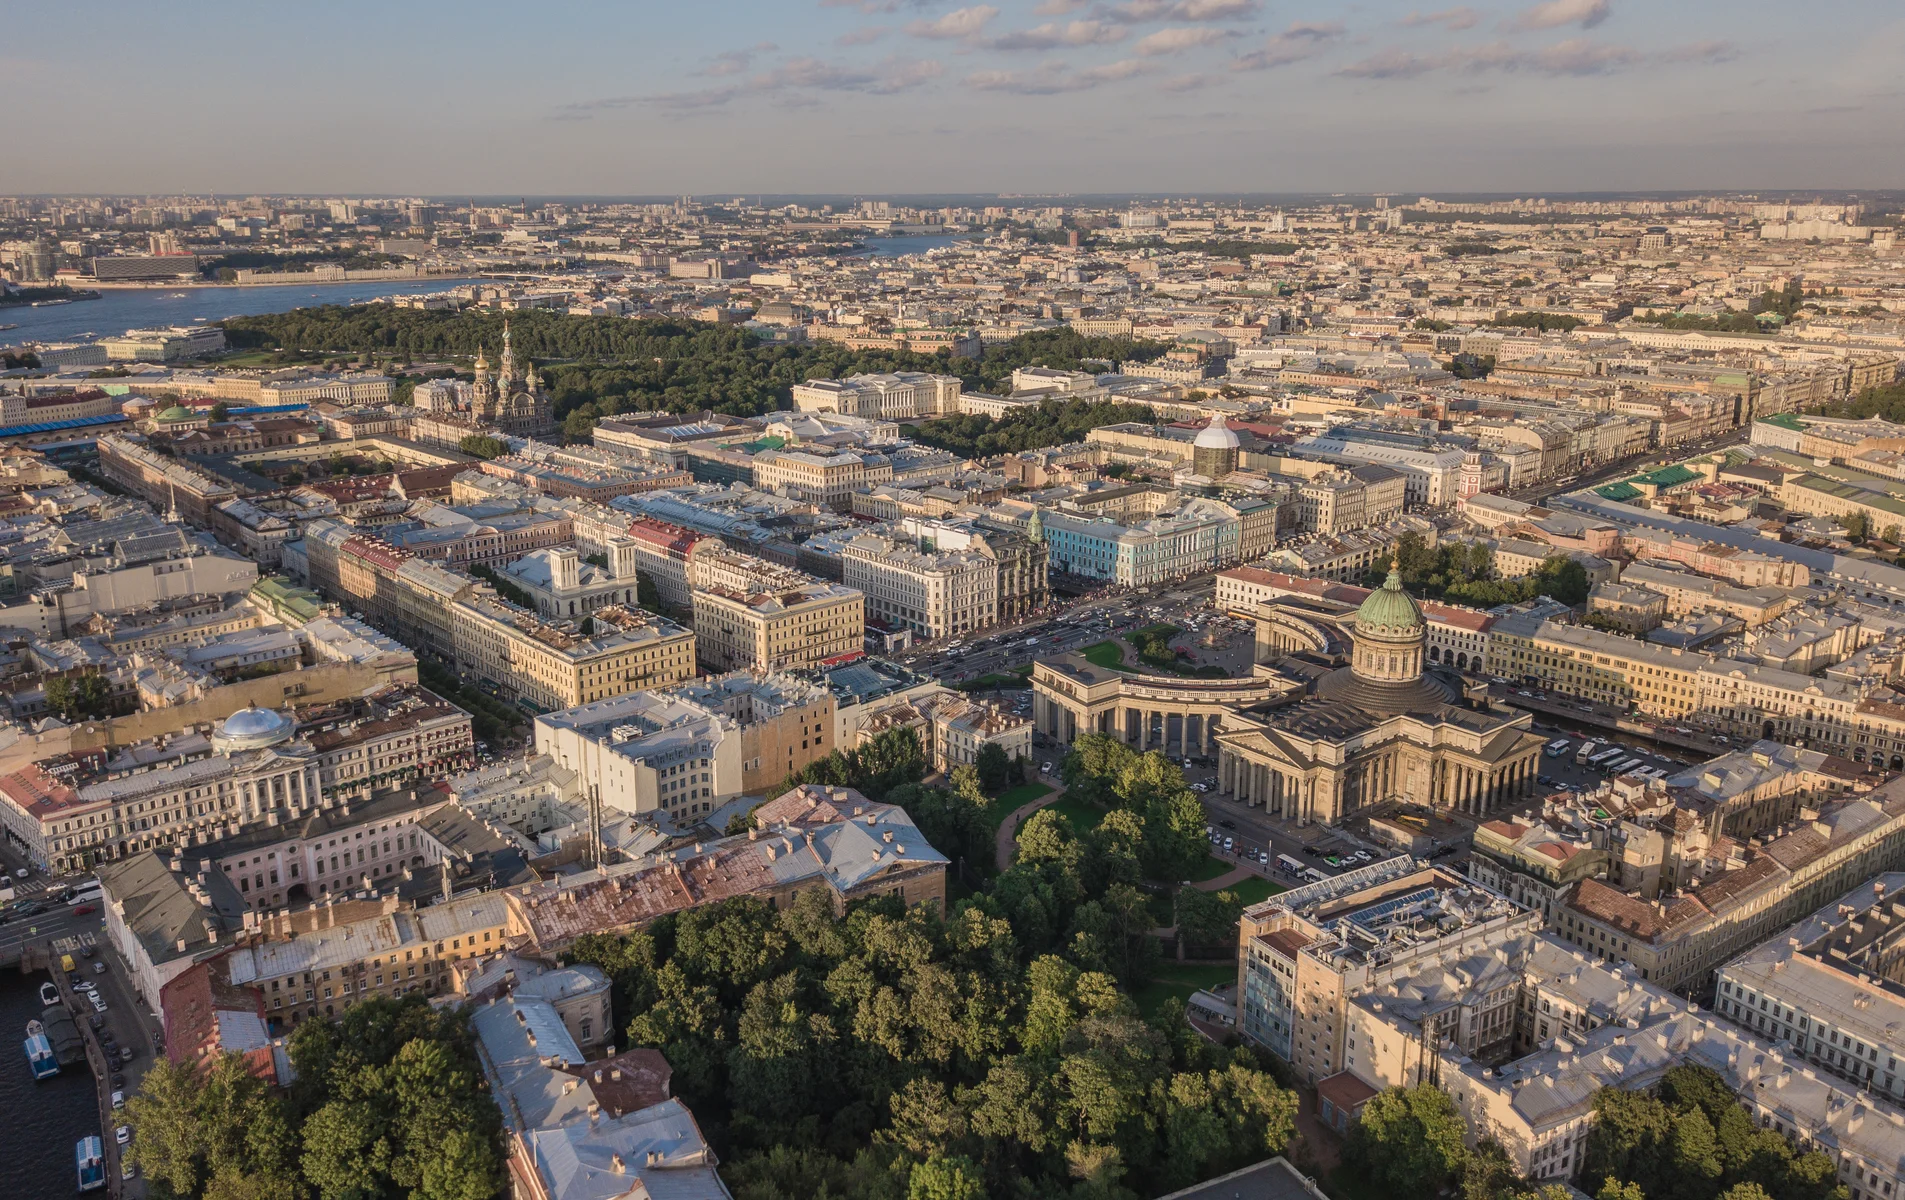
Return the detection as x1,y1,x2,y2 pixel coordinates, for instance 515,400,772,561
611,1154,626,1175
645,1150,662,1167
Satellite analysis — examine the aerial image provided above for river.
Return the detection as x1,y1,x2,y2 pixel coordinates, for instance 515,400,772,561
853,233,969,258
0,278,472,345
0,967,102,1197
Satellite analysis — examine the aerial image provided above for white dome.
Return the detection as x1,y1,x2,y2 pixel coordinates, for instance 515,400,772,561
213,704,294,753
1193,413,1240,450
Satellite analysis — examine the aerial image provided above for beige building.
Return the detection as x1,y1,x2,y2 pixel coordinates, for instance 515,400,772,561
689,549,864,671
841,531,998,641
791,372,963,419
751,448,891,511
450,598,696,712
1236,858,1540,1082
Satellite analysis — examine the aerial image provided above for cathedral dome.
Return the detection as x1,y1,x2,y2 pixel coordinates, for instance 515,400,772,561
212,704,294,753
155,405,196,422
1193,413,1240,450
1355,564,1424,634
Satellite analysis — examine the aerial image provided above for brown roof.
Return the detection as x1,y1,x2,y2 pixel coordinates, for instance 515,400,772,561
1258,928,1314,958
1480,819,1528,839
1316,1071,1380,1113
558,1047,672,1118
1691,856,1787,913
1568,878,1709,941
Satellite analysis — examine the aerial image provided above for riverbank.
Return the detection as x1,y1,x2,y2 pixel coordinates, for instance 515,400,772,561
0,277,473,344
0,288,102,308
86,274,481,290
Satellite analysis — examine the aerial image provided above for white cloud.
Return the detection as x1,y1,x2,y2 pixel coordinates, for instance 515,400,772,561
966,57,1149,93
1508,0,1611,32
1134,26,1231,56
1105,0,1259,24
562,52,943,114
702,42,777,77
1231,21,1342,71
1032,0,1088,12
836,26,889,45
984,20,1127,50
1399,7,1481,30
906,5,999,39
1336,35,1726,79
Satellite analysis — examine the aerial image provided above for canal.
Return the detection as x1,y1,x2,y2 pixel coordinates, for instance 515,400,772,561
0,966,103,1196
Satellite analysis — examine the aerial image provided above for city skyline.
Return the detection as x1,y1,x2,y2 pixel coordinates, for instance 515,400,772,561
7,0,1902,195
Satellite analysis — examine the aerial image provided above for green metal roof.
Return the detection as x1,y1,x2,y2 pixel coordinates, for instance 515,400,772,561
1759,412,1806,431
1638,464,1700,488
1595,481,1643,502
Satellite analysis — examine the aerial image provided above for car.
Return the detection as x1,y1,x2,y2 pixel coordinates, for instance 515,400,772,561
72,904,95,915
1222,837,1234,850
115,1125,130,1146
1302,845,1320,856
122,1162,136,1182
111,1072,124,1089
12,868,25,879
93,961,105,975
111,1090,125,1109
120,1046,135,1063
1218,819,1236,830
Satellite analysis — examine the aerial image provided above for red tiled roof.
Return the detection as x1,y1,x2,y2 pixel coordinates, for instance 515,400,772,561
0,763,87,819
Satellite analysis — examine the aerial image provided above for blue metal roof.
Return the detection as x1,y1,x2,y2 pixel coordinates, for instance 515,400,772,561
0,412,129,437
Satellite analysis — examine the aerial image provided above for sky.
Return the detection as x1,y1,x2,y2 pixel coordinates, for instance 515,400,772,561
5,0,1903,197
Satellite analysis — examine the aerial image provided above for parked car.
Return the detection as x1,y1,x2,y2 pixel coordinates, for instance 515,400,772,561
115,1125,131,1146
93,961,105,975
122,1162,136,1182
111,1090,125,1110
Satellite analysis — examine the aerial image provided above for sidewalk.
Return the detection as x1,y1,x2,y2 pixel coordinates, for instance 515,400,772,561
994,784,1065,871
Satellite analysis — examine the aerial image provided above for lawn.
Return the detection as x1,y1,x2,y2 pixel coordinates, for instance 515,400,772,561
1079,640,1127,671
985,782,1054,832
1222,877,1284,905
1035,794,1109,836
1130,963,1237,1017
959,672,1032,691
1187,855,1235,882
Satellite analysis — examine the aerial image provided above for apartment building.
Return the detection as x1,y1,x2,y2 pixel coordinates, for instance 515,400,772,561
1715,874,1905,1104
689,548,863,671
0,706,323,873
619,518,721,611
1555,779,1905,991
302,684,475,802
1619,562,1793,626
1343,929,1905,1196
451,598,696,712
504,785,949,954
500,544,643,621
751,448,892,511
1235,858,1541,1084
919,693,1033,773
1297,474,1367,536
841,531,998,641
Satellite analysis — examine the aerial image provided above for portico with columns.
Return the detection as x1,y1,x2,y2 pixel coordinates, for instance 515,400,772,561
1213,559,1546,826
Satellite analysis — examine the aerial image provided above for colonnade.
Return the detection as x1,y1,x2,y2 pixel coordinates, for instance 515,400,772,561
1031,694,1223,758
1217,745,1541,825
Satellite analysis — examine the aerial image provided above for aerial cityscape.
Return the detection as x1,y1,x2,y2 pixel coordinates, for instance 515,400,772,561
6,4,1905,1200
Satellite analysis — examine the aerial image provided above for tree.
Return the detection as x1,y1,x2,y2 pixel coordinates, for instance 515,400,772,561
974,743,1014,793
209,401,231,422
909,1155,987,1200
43,672,114,722
122,1058,209,1197
459,434,510,460
1842,511,1869,541
1174,887,1244,953
1349,1085,1472,1200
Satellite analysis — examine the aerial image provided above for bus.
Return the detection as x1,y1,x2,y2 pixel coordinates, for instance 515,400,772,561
1589,749,1625,770
1276,854,1305,876
1611,757,1643,776
1544,738,1571,758
1575,741,1601,765
77,1136,106,1192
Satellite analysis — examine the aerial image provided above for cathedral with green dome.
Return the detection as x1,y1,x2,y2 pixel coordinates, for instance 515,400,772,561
1214,559,1546,825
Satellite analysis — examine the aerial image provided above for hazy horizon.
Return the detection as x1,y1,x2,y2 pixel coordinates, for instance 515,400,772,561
7,0,1902,196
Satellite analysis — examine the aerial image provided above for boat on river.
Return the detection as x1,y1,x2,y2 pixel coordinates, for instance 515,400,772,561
25,1029,57,1079
77,1135,105,1190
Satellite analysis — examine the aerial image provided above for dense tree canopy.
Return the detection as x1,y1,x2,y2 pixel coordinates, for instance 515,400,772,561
1581,1066,1847,1200
124,996,503,1200
1367,532,1591,609
568,884,1294,1200
219,308,1168,428
905,398,1158,460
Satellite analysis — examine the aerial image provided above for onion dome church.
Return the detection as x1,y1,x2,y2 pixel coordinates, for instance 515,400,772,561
470,321,556,438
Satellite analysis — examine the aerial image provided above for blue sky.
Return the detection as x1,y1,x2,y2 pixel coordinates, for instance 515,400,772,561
6,0,1901,196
